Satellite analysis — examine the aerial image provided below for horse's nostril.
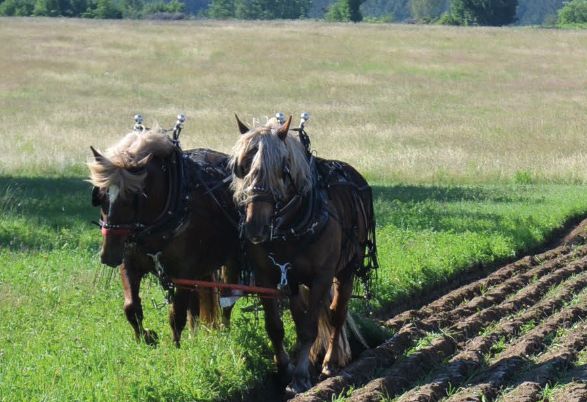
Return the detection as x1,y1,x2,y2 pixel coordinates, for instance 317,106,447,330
101,248,123,267
245,224,267,244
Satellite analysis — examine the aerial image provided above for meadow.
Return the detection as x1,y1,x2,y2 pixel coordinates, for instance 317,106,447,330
1,18,587,401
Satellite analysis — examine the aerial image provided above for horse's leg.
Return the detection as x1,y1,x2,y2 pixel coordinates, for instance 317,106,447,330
287,277,331,395
169,289,190,347
260,297,291,384
186,291,200,334
120,262,158,345
322,272,354,377
220,260,241,327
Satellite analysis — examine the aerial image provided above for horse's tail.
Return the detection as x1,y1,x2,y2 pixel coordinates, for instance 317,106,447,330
305,288,353,367
196,287,221,326
346,312,369,350
309,302,369,368
186,272,223,329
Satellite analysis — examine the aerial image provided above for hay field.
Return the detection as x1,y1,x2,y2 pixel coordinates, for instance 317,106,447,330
1,18,587,182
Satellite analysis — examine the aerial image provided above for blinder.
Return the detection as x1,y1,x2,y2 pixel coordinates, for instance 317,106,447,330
233,160,246,180
91,186,101,207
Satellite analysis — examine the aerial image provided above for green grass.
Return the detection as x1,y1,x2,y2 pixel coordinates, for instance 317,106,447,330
371,184,587,309
2,178,587,400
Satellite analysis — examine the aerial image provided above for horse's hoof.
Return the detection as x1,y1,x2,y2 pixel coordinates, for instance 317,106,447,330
320,364,338,380
277,362,294,387
284,385,300,399
285,377,312,396
143,329,159,346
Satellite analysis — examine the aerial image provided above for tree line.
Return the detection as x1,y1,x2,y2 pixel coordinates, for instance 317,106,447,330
1,0,586,27
0,0,185,18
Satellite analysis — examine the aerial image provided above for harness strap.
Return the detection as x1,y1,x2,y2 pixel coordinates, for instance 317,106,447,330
147,251,175,303
101,226,132,237
133,148,184,244
198,172,239,229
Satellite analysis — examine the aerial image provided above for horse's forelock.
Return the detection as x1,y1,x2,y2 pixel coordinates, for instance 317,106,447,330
87,127,170,197
230,124,312,205
87,158,147,199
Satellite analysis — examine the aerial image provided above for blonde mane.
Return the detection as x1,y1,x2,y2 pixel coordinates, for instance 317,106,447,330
229,118,312,206
87,126,175,197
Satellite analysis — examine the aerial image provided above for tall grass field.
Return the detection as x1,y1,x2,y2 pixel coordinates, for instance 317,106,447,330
1,18,587,401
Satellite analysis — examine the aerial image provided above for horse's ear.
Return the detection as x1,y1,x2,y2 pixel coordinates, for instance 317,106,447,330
90,146,105,162
276,115,292,141
235,114,249,135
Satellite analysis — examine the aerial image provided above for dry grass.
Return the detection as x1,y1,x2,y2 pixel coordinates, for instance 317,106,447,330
1,18,587,183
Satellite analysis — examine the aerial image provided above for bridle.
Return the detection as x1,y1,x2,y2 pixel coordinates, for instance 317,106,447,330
94,146,183,245
237,152,328,243
99,222,144,238
93,114,190,245
241,159,298,205
95,176,146,238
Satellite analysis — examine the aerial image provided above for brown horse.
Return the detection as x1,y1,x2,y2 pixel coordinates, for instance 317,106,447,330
88,126,240,346
229,116,377,394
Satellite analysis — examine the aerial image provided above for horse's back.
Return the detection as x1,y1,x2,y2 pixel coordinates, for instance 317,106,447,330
316,158,374,225
184,148,230,171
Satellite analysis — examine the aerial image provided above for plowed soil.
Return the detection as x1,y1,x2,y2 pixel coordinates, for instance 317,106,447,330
290,220,587,402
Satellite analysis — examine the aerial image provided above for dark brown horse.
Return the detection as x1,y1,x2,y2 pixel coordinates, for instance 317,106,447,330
88,126,240,346
229,116,378,394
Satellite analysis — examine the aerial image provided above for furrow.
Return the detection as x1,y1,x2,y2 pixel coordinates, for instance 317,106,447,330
396,271,587,402
347,259,587,402
385,255,538,332
420,251,587,331
289,324,428,402
386,245,587,332
291,249,587,402
445,302,587,402
552,380,587,402
499,323,587,401
450,257,587,341
551,360,587,402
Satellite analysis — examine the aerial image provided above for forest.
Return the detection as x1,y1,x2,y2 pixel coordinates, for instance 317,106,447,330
0,0,576,26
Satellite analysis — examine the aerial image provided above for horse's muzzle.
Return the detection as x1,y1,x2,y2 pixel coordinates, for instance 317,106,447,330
245,223,269,244
244,200,273,244
100,239,125,267
101,252,123,267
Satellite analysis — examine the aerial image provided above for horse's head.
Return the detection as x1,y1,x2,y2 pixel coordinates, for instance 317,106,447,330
229,115,312,244
88,128,174,267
